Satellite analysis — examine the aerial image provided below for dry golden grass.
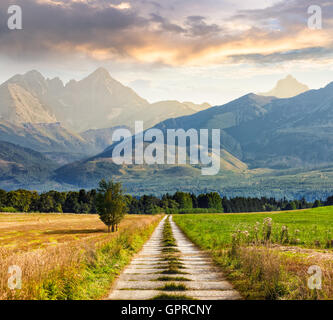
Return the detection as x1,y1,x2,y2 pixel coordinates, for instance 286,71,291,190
0,213,161,300
277,247,333,299
221,245,333,300
0,213,149,252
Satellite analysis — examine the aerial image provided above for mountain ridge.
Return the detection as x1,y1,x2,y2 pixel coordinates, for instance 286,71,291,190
94,81,333,174
259,75,309,98
0,69,211,132
0,140,58,189
0,70,332,198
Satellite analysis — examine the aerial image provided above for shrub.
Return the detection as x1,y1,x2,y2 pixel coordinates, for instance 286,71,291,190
0,207,17,213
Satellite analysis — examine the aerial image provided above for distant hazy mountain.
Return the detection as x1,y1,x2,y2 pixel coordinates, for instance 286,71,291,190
229,82,333,168
0,71,57,124
259,75,309,98
0,140,57,189
54,95,275,186
152,82,333,169
54,148,248,187
0,70,92,162
0,68,211,165
80,81,333,178
50,93,282,187
0,68,211,133
1,68,332,199
56,68,150,131
142,100,211,130
150,93,276,159
0,120,100,166
81,126,130,152
0,120,88,153
182,102,211,112
57,68,211,131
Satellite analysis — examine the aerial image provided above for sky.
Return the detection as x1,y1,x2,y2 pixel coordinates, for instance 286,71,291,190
1,0,333,105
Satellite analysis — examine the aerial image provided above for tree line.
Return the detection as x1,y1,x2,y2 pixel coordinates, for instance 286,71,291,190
0,185,332,214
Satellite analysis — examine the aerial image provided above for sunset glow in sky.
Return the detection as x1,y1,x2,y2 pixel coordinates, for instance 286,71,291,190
1,0,333,104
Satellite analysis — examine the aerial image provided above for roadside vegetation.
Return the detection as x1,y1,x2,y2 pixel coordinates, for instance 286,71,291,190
156,276,190,282
158,217,185,275
2,175,333,301
159,283,188,291
0,214,161,300
174,207,333,300
0,179,164,300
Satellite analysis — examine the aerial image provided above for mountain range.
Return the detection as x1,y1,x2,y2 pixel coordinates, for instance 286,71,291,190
259,75,309,98
0,68,211,163
0,68,210,132
0,69,332,200
53,81,333,197
0,141,57,189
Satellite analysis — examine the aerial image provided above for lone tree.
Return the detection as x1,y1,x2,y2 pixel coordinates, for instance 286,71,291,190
96,179,127,233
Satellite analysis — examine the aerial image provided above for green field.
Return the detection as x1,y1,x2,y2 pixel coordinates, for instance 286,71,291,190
174,207,333,300
174,206,333,249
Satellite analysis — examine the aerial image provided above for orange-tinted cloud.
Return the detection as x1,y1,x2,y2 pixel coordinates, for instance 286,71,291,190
0,0,332,67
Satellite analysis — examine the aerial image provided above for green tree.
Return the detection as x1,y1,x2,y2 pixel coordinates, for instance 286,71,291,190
5,190,36,212
38,193,55,213
191,193,198,208
46,191,66,212
285,201,297,211
207,192,223,211
161,198,179,210
63,192,80,213
197,194,209,208
326,196,333,206
197,192,223,211
313,200,321,208
96,179,127,233
173,192,193,209
0,189,6,207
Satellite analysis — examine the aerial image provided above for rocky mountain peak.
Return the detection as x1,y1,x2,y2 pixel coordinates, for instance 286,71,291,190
259,75,309,99
87,67,112,81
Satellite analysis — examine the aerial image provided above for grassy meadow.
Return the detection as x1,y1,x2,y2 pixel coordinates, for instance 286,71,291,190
174,207,333,300
0,213,161,300
174,207,333,249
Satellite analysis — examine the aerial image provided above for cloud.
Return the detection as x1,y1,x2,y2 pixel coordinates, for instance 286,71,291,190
185,16,222,37
110,2,131,10
0,0,333,67
150,13,185,33
228,47,333,64
0,0,147,58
